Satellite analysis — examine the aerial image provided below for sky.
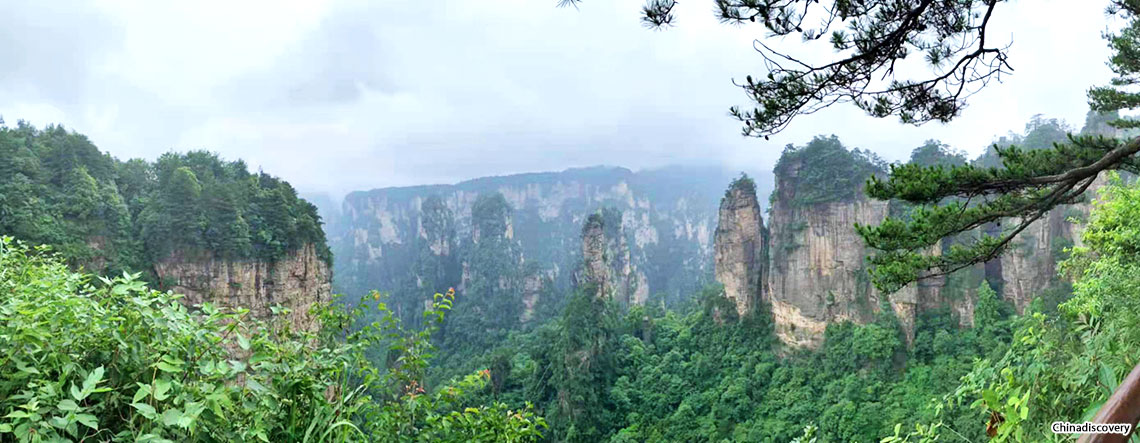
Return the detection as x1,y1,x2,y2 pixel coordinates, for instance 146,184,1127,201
0,0,1117,198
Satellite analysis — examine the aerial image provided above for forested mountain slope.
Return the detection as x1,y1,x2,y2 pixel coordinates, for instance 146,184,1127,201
0,121,332,329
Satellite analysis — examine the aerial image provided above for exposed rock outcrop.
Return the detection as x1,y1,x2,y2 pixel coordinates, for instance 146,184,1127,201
747,128,1114,348
713,177,767,317
757,138,980,348
580,214,610,298
457,193,538,324
761,178,1097,348
766,189,895,347
995,210,1073,312
520,273,545,322
154,243,332,332
331,166,733,322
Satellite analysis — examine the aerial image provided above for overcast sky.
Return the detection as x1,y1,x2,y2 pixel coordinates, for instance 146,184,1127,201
0,0,1116,197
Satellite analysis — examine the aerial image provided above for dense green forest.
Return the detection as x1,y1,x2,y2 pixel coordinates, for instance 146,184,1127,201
414,182,998,442
0,120,330,280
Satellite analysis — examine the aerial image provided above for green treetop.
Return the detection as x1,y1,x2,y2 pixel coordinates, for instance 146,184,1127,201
0,123,331,278
773,135,886,207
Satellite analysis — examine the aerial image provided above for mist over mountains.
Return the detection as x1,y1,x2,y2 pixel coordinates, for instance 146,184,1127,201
306,165,774,325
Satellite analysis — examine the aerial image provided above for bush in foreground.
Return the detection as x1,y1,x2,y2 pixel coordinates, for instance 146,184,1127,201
0,236,544,442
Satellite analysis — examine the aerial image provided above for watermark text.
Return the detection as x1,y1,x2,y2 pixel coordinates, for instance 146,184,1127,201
1052,421,1132,435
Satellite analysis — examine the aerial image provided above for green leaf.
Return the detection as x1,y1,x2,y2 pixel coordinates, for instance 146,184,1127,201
112,283,129,295
1100,363,1119,393
131,403,158,420
153,378,172,401
157,362,181,373
133,384,152,404
237,334,250,351
161,355,186,366
49,415,68,430
75,413,98,430
162,408,184,427
83,366,104,392
246,378,267,393
982,389,998,409
15,361,40,375
136,433,177,443
70,383,84,401
57,399,80,412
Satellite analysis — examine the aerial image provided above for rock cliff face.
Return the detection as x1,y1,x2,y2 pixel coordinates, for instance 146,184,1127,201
153,243,332,332
759,185,1093,348
728,130,1109,348
330,166,740,324
713,178,767,317
764,158,902,347
577,210,649,304
995,210,1075,312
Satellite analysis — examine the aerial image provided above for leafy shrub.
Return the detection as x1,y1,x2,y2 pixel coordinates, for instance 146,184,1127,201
0,236,545,442
899,174,1140,441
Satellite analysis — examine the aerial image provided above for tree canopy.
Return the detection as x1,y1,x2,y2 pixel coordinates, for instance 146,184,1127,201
0,122,331,279
772,135,887,207
563,0,1015,136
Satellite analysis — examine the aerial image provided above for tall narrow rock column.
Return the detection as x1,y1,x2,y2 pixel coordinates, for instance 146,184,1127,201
580,213,612,299
714,176,766,317
575,209,650,304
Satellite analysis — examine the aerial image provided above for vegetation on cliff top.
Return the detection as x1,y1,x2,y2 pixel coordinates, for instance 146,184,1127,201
772,135,887,207
908,140,968,169
0,121,331,279
723,173,756,201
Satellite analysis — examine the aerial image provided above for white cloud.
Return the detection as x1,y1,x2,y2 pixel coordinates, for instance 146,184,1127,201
0,0,1118,196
